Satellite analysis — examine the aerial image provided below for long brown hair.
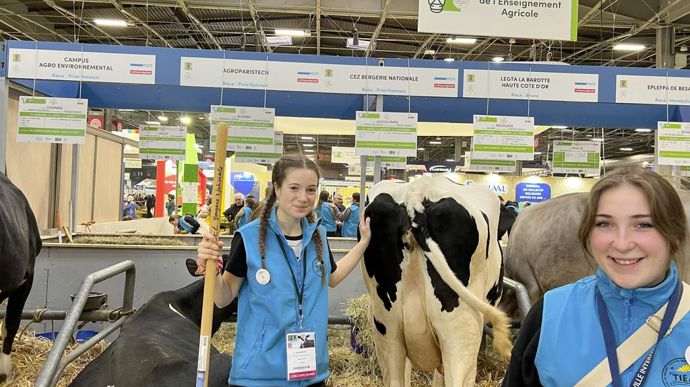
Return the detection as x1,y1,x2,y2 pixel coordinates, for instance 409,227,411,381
258,156,326,284
578,165,687,271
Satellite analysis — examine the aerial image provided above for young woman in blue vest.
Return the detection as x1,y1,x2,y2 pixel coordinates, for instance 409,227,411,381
503,165,690,387
234,196,257,230
337,192,361,238
314,191,338,237
196,155,371,387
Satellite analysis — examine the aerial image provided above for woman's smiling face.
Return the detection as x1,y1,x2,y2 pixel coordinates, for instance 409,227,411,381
274,167,319,222
589,183,671,289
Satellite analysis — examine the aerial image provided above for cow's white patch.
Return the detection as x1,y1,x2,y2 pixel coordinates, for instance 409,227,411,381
0,352,11,381
168,304,187,320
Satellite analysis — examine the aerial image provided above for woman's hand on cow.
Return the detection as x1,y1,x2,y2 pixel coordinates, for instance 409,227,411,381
196,234,224,275
358,206,372,243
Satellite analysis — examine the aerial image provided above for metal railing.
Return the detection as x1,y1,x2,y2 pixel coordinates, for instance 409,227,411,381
502,276,532,321
34,260,136,387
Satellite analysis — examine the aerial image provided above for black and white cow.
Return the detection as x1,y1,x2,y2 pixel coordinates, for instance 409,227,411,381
71,279,237,387
0,173,42,383
363,175,512,387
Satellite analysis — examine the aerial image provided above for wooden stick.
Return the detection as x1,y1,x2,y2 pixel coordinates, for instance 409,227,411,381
196,121,228,387
61,225,73,243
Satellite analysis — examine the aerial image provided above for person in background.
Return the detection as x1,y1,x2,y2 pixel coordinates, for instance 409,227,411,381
314,191,338,237
169,214,201,234
195,155,371,387
166,194,176,216
233,196,257,230
145,194,155,218
333,193,346,236
503,165,690,386
504,200,519,216
123,195,137,220
223,193,245,226
337,192,361,238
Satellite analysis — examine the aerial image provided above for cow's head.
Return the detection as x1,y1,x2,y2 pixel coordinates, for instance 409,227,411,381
171,279,237,334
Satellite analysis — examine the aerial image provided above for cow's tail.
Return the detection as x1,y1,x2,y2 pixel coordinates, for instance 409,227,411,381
424,237,513,360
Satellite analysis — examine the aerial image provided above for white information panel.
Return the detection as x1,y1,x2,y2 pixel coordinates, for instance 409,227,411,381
466,158,517,172
657,122,690,166
418,0,578,42
8,48,156,84
552,140,601,175
332,146,406,169
209,106,275,153
616,75,690,106
236,131,284,164
463,70,598,102
180,58,459,98
17,96,87,144
139,125,187,160
471,115,534,161
355,112,417,157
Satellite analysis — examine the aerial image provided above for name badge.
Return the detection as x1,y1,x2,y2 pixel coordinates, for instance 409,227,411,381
285,331,317,381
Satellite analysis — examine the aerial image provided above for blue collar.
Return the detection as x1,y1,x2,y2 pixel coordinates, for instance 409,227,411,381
595,261,679,311
267,206,320,246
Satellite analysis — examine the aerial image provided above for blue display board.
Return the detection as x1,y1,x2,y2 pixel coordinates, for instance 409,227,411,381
515,182,551,203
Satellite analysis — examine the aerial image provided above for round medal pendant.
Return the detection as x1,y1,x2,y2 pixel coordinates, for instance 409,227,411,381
255,268,271,285
685,345,690,366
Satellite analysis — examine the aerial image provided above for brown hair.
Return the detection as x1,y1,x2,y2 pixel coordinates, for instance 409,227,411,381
258,156,326,284
578,165,687,271
318,191,330,207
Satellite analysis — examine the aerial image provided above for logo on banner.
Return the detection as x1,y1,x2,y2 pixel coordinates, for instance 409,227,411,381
183,62,193,71
11,53,21,62
428,0,468,13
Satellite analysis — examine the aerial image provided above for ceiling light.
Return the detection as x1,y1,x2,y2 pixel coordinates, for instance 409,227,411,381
94,19,128,27
144,121,160,125
681,45,688,52
492,56,505,63
509,38,516,44
179,116,192,125
446,159,455,162
423,49,436,55
157,116,168,122
118,108,134,112
551,125,568,129
446,37,477,44
300,136,314,140
591,138,604,142
613,43,645,52
198,116,205,120
620,147,633,151
429,140,442,145
304,149,315,153
534,151,542,155
267,36,293,46
417,147,425,151
443,57,455,62
303,143,314,147
275,29,307,37
346,37,370,50
635,128,652,133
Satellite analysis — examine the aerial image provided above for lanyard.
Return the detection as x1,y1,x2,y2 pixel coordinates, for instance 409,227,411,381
595,279,683,387
273,234,307,329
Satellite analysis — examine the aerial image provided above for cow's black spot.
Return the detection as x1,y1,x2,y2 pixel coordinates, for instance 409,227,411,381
486,260,505,306
481,211,490,259
363,194,410,311
498,204,517,240
416,197,478,313
373,317,387,335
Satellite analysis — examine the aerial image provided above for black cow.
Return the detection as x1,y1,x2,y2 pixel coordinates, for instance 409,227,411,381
0,173,42,383
71,279,237,387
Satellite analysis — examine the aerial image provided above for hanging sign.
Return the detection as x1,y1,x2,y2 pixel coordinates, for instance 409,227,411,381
17,96,87,144
417,0,578,42
8,48,156,84
463,70,598,102
681,166,690,177
616,75,690,106
332,146,407,169
515,182,551,203
657,122,690,166
209,106,275,153
466,158,517,172
138,125,187,160
471,115,534,160
236,131,284,164
552,140,601,175
355,112,417,157
180,58,459,98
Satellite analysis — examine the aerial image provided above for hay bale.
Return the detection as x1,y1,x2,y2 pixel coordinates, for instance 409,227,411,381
73,235,186,246
0,330,108,387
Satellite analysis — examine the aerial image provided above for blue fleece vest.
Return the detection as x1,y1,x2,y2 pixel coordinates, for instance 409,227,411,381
536,263,690,387
341,204,360,237
230,207,331,386
237,207,252,229
315,202,336,233
177,216,195,233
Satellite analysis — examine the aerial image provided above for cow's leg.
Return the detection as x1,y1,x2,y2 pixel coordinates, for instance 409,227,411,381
434,314,482,387
370,314,407,387
431,369,444,387
0,275,33,383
